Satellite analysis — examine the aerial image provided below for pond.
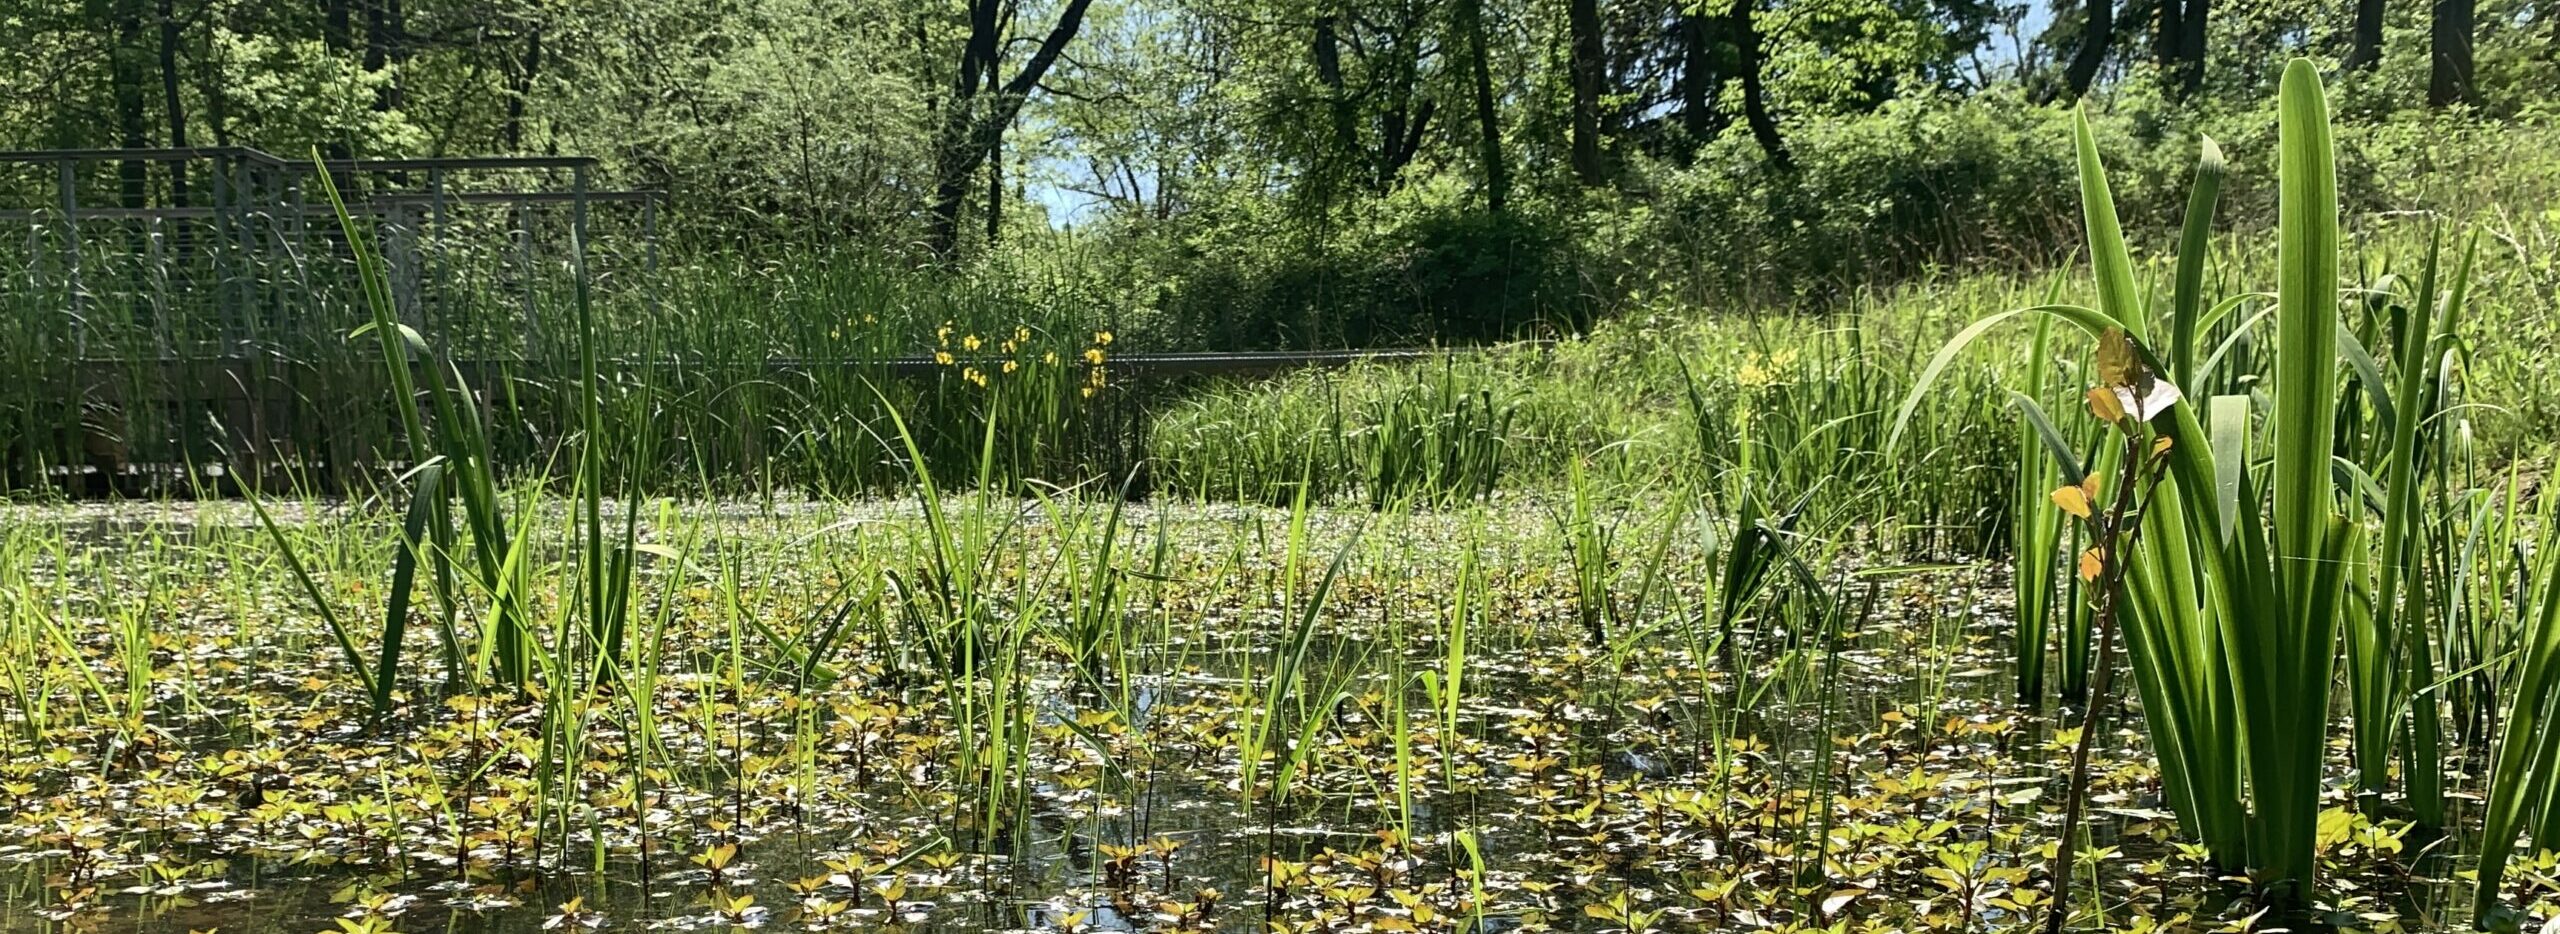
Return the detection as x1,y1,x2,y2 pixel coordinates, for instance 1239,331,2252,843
0,499,2455,932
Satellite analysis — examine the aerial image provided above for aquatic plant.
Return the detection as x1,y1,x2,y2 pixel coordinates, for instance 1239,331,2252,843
1900,59,2365,906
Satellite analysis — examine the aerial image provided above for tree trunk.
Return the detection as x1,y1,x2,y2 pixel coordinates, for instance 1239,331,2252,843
1312,15,1360,174
2429,0,2474,108
2151,0,2183,76
925,0,1096,258
2151,0,2205,97
158,0,189,206
985,134,1003,244
505,28,542,151
1732,0,1787,168
323,0,353,159
201,24,230,146
1678,8,1723,143
387,0,410,109
113,0,150,208
2342,0,2383,70
364,0,406,113
1567,0,1606,185
1457,0,1506,213
2175,0,2208,96
1379,99,1434,189
2058,0,2112,102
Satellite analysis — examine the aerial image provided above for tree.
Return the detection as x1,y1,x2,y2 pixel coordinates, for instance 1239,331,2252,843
1568,0,1606,184
2152,0,2205,96
2055,0,2111,102
112,0,150,207
1034,1,1233,223
158,0,190,205
2430,0,2474,107
925,0,1098,258
1678,6,1724,142
1456,0,1507,211
2174,0,2206,96
1732,0,1786,166
365,0,408,114
2342,0,2382,71
1306,3,1438,196
501,23,541,151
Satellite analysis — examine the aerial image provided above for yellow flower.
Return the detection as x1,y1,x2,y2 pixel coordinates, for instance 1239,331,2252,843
1080,386,1096,398
936,325,952,345
864,313,877,324
1001,360,1019,374
934,351,954,366
1736,350,1793,389
1014,326,1031,344
1083,348,1106,365
963,334,983,351
1001,339,1018,354
1043,351,1059,366
1094,330,1114,346
963,367,987,387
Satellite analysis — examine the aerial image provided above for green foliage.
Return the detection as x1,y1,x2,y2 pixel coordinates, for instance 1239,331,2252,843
7,0,2560,352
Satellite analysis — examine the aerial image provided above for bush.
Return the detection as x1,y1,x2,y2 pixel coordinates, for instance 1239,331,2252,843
1065,177,1591,350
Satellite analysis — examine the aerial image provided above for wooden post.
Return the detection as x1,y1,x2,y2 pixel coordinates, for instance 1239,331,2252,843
427,168,446,336
58,160,84,358
642,194,660,321
571,162,590,286
516,196,538,360
213,150,241,347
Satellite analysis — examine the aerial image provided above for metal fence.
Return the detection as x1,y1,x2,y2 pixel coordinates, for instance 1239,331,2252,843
0,147,663,495
0,146,1448,498
0,146,660,357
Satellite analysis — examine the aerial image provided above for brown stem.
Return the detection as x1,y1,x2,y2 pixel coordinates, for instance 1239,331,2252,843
2045,429,2154,932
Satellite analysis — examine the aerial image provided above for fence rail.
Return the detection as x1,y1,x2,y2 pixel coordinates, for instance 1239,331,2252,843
11,347,1465,498
68,348,1447,378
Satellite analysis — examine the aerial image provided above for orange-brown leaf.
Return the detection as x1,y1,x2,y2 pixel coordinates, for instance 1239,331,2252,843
2086,386,2127,423
2051,484,2093,519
